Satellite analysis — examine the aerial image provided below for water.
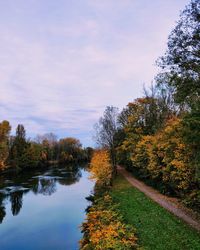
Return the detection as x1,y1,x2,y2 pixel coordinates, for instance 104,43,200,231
0,165,94,250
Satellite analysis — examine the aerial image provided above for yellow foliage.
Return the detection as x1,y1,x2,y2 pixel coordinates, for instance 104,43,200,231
80,195,137,250
90,150,112,187
131,117,195,193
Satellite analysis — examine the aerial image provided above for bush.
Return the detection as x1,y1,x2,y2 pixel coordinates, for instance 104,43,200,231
80,195,137,250
89,150,113,192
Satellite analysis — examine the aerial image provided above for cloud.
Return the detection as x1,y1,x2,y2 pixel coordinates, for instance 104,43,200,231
0,0,188,145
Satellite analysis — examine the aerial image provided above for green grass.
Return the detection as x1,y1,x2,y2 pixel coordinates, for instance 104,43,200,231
110,174,200,250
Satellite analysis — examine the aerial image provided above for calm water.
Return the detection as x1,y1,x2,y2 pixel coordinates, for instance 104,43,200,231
0,165,94,250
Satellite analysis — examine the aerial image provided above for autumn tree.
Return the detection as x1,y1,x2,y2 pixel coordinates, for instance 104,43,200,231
116,96,172,168
118,97,164,137
35,133,58,160
90,150,112,191
58,137,83,163
157,0,200,184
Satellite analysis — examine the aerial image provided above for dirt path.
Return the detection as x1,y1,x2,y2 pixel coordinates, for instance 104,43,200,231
117,166,200,232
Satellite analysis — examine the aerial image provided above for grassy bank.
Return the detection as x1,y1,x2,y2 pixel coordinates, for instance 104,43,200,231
110,174,200,250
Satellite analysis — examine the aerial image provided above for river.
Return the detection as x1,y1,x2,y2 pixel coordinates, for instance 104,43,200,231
0,165,94,250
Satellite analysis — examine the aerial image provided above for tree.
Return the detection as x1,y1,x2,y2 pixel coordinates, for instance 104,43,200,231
116,88,178,171
58,137,82,163
0,120,11,169
182,106,200,183
94,106,119,171
89,150,112,191
84,147,94,161
157,0,200,187
10,124,29,168
117,98,160,170
130,116,199,207
35,133,58,161
157,0,200,106
35,133,57,145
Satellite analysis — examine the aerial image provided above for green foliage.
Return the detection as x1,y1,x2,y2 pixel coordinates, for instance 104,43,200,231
156,0,200,187
83,147,94,162
58,137,83,163
9,124,29,169
182,104,200,181
0,122,87,171
0,120,11,169
118,96,171,137
157,0,200,106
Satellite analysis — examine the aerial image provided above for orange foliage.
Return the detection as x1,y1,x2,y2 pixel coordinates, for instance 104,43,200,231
80,195,137,250
90,150,112,188
131,117,195,195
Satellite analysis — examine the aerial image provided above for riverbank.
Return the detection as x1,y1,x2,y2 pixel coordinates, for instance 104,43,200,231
110,173,200,249
80,150,138,249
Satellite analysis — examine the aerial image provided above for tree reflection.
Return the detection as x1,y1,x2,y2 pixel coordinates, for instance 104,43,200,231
0,165,85,223
37,178,56,195
10,191,23,216
58,169,82,186
0,195,6,223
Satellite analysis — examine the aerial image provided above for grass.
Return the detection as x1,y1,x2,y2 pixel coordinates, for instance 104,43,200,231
110,174,200,250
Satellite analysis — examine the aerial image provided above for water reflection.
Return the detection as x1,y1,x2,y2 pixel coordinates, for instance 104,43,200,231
0,165,82,222
37,178,57,195
0,195,6,223
10,191,23,216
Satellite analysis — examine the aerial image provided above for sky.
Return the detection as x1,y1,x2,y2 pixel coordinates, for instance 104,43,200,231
0,0,189,146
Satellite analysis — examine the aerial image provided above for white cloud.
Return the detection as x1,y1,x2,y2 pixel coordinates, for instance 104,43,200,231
0,0,188,145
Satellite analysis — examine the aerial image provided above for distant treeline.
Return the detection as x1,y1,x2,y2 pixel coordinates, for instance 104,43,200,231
0,122,93,171
94,0,200,210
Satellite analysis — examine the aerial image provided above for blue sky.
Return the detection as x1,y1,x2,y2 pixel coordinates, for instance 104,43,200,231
0,0,188,146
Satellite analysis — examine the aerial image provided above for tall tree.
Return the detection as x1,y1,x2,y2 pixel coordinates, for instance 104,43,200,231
157,0,200,182
10,124,28,168
0,120,11,169
157,0,200,106
94,106,119,171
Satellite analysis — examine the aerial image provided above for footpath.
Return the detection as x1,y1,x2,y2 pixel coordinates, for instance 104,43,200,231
117,166,200,232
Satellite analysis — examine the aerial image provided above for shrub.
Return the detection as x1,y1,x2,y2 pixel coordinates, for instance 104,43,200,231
80,195,137,250
89,150,113,191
